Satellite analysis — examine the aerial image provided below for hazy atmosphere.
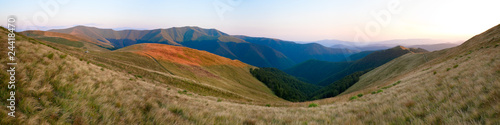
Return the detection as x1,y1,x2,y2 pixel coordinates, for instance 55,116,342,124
2,0,500,42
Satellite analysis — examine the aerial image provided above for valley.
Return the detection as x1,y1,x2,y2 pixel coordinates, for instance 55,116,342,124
1,23,499,124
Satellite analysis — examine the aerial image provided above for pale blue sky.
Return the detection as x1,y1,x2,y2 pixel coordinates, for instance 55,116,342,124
1,0,500,42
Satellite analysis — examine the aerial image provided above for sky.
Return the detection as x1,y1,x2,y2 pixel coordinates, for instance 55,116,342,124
1,0,500,42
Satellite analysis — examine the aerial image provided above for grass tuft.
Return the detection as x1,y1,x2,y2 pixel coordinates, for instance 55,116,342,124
349,96,358,100
308,103,318,107
376,89,383,93
59,54,67,59
47,53,54,59
168,107,184,116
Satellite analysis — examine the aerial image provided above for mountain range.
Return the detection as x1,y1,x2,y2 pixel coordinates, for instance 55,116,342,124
313,39,460,51
2,22,499,124
285,46,428,86
43,26,358,69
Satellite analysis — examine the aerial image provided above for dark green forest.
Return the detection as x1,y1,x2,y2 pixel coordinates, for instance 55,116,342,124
250,68,321,102
250,68,369,102
310,70,370,100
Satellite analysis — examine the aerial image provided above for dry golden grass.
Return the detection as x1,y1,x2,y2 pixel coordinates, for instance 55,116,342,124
1,24,500,124
126,43,247,67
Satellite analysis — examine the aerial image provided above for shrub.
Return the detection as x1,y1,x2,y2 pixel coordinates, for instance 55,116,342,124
308,103,318,107
433,71,437,75
265,104,271,107
376,89,383,93
59,54,67,59
371,91,376,94
217,98,222,102
357,94,363,97
393,81,401,86
349,96,358,100
178,90,188,94
453,65,459,68
47,53,54,59
97,64,106,67
446,68,451,71
495,44,499,48
382,86,392,89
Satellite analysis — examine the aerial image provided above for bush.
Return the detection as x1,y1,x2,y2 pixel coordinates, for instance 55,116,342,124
382,86,392,89
376,89,383,93
446,68,451,71
308,103,318,107
47,53,54,59
265,104,271,107
433,71,437,75
357,94,363,97
217,98,222,102
349,96,357,100
453,65,458,68
393,81,401,86
371,91,376,94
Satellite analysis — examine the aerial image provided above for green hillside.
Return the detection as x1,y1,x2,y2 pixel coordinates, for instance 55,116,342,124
250,68,321,102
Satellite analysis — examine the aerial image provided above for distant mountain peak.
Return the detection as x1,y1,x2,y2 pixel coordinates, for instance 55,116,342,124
389,45,428,53
393,45,409,50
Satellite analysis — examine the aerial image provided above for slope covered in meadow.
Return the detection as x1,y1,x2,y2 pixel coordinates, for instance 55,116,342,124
2,23,499,124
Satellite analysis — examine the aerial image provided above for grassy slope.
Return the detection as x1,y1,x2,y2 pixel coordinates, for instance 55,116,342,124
117,43,282,102
21,31,110,52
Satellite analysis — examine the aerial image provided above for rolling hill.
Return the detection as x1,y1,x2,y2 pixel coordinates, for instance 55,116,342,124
284,60,352,84
43,26,360,69
317,46,428,86
234,35,358,63
2,23,499,124
285,46,428,86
